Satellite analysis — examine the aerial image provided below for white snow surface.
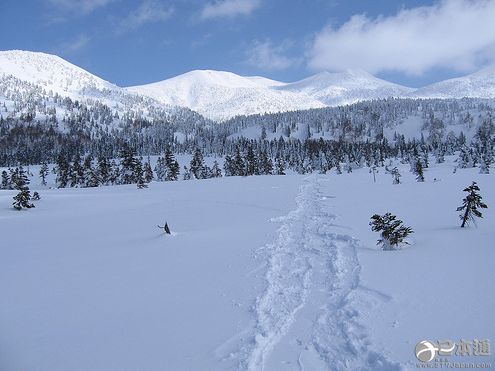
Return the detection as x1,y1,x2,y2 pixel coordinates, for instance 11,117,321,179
2,50,495,121
411,65,495,99
1,159,494,370
126,70,325,121
278,70,414,107
0,50,120,98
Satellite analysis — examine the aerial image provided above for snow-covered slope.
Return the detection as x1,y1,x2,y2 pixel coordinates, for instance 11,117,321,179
279,70,414,106
411,65,495,99
1,159,493,370
0,50,120,98
126,70,325,121
3,49,495,123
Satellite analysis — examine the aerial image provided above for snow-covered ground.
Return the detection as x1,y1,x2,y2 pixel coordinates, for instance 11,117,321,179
1,159,494,370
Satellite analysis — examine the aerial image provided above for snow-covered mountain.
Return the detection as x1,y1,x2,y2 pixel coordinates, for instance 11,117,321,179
126,70,325,121
0,50,198,126
279,70,414,106
0,50,120,99
2,49,495,123
411,65,495,99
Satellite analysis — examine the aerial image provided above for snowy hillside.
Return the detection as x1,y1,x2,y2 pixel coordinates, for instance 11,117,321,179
126,70,325,121
279,70,414,106
1,159,493,370
0,50,120,98
2,50,495,123
412,65,495,99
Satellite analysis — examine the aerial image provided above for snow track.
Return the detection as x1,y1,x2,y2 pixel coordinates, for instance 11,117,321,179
243,175,402,371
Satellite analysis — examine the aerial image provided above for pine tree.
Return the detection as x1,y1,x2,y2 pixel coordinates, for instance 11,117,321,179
135,162,148,189
85,168,100,188
164,149,179,181
369,213,413,250
120,146,139,185
391,167,401,184
413,159,425,182
223,155,234,176
182,166,192,180
190,148,205,179
259,151,273,175
245,146,259,175
211,161,222,178
70,154,84,187
39,162,49,186
143,159,154,183
457,182,488,228
83,155,94,187
154,157,167,181
1,170,11,190
12,167,35,211
55,155,70,188
97,156,111,185
233,148,245,176
275,153,285,175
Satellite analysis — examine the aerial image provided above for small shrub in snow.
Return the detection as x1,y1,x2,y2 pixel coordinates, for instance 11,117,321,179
369,213,413,250
457,182,488,228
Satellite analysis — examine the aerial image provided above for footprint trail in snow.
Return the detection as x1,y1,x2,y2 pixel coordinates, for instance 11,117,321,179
241,174,402,371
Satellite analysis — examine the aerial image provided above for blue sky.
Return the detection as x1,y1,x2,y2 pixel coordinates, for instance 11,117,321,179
1,0,494,87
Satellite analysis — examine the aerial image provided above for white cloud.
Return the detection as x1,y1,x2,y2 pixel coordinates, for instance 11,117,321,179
65,34,91,53
47,0,115,15
118,1,174,32
308,0,495,75
201,0,260,20
246,40,300,71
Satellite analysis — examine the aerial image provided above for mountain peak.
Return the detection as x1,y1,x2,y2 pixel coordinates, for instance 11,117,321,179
0,49,117,96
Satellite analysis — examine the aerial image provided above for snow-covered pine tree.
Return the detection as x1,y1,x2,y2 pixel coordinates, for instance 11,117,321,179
120,146,139,185
97,156,111,185
12,167,35,211
164,149,179,181
211,161,222,178
413,159,425,182
55,155,70,188
70,154,84,187
391,167,401,184
275,153,285,175
200,164,211,179
85,168,100,188
479,154,490,174
369,213,413,250
183,166,192,180
245,146,259,176
223,155,234,176
154,157,167,181
190,148,205,179
1,170,11,190
39,162,49,186
233,148,245,176
144,159,154,183
135,162,148,189
109,160,119,185
457,182,488,228
259,151,273,175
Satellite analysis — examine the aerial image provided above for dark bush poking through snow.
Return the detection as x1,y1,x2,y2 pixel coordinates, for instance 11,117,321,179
370,213,413,251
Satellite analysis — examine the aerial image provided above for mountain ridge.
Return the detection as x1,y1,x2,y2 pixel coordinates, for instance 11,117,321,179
2,50,495,121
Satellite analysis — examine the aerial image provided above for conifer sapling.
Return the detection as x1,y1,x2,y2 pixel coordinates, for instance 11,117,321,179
369,213,413,250
457,182,488,227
